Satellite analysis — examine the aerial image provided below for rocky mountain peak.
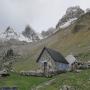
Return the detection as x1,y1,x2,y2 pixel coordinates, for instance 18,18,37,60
86,8,90,13
0,26,19,40
56,6,85,28
22,25,40,41
41,27,55,38
5,26,14,33
0,26,40,42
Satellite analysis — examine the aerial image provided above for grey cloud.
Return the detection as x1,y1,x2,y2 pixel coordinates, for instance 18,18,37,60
0,0,90,32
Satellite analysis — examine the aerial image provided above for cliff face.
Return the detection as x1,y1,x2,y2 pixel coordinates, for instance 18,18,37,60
56,6,84,28
22,25,40,42
0,26,19,41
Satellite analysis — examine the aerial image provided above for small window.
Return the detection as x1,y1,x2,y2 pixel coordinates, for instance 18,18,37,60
44,62,47,66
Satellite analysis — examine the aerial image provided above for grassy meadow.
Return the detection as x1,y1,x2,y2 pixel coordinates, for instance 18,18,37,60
0,72,50,90
0,69,90,90
39,69,90,90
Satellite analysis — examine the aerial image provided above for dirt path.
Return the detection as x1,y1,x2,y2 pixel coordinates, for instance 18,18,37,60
31,78,56,90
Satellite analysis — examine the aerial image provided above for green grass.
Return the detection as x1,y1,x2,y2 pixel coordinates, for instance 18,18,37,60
0,70,90,90
76,52,90,61
40,69,90,90
0,73,50,90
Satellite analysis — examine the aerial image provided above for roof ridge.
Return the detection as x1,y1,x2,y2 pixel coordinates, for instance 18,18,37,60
37,47,69,64
45,47,68,64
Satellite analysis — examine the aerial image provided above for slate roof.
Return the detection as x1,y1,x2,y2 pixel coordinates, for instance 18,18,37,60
36,47,69,64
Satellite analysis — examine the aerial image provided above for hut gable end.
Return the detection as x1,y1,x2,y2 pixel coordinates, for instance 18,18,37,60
37,47,68,64
38,49,55,65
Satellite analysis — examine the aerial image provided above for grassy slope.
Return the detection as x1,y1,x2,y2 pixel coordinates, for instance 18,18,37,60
40,69,90,90
0,70,90,90
14,13,90,72
0,73,50,90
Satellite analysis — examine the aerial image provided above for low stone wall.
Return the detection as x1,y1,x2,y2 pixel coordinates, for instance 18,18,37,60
60,85,77,90
20,70,44,77
78,62,90,69
20,70,66,77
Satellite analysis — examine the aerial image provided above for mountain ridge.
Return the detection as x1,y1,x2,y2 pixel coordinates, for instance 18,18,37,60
0,26,41,43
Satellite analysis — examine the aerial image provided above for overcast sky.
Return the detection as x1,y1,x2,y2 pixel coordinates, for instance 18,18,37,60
0,0,90,33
